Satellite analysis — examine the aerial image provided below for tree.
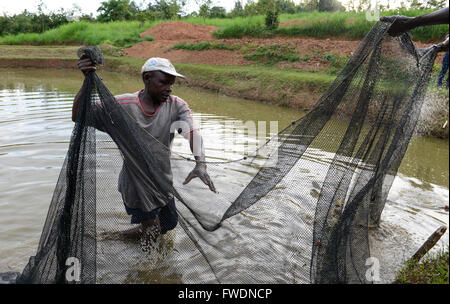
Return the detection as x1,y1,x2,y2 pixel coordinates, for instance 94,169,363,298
97,0,133,22
231,1,244,17
135,10,156,27
243,0,259,16
241,0,306,17
265,10,279,29
129,1,141,14
152,0,185,19
35,0,50,32
48,8,71,28
198,0,212,23
0,4,73,36
0,15,12,36
304,0,319,11
264,0,280,30
278,0,297,14
318,0,345,12
424,0,448,9
79,13,96,22
410,0,425,9
256,0,274,14
14,11,35,33
209,6,227,18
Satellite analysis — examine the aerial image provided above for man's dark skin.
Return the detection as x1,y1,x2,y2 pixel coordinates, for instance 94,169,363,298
380,7,449,37
74,57,216,238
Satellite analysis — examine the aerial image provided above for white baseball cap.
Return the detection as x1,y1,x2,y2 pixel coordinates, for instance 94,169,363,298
141,57,185,78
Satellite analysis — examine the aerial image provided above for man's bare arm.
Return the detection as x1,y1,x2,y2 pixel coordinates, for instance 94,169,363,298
380,7,449,37
189,129,205,162
409,7,449,27
183,130,216,192
72,57,96,122
72,86,84,122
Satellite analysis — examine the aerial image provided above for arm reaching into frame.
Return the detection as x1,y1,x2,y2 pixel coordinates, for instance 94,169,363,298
72,56,96,122
182,130,217,193
380,7,449,37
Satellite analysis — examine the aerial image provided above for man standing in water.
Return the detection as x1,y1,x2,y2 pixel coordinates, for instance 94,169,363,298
437,33,449,89
72,56,216,239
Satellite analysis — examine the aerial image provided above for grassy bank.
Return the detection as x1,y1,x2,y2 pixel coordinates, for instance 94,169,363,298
0,21,156,47
103,55,333,109
172,41,303,65
394,248,449,284
0,44,448,138
185,10,447,42
1,10,447,47
0,44,332,110
175,63,333,108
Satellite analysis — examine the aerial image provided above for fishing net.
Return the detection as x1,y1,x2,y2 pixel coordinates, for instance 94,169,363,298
16,20,446,284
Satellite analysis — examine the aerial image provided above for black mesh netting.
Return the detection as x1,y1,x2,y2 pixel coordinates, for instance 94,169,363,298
15,21,446,284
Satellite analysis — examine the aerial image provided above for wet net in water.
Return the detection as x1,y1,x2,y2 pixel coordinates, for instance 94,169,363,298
16,21,445,284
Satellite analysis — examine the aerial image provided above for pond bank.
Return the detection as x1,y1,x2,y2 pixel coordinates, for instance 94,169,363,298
0,45,448,139
0,46,330,110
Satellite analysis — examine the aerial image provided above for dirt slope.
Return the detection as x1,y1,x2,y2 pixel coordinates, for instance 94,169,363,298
125,21,445,71
140,21,217,40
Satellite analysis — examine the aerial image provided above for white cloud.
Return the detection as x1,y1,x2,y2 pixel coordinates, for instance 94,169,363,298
0,0,237,16
0,0,430,17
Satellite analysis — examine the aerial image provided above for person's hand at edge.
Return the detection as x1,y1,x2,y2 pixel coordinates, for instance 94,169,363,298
380,7,449,37
379,15,414,37
183,163,217,193
78,54,96,76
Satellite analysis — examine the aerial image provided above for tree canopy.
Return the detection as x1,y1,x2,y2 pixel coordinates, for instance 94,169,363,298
97,0,134,22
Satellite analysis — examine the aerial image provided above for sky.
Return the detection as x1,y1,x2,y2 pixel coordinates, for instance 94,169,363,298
0,0,424,16
0,0,236,16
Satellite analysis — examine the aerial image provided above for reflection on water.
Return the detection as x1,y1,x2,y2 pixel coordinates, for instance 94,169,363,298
0,68,448,283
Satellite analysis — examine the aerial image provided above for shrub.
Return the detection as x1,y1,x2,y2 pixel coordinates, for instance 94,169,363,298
265,10,279,30
244,44,299,64
172,41,238,51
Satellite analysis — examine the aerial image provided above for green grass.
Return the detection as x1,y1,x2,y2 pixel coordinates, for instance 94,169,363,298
244,44,300,64
395,248,449,284
323,53,349,74
202,10,448,42
0,21,157,47
1,10,446,47
0,45,79,58
174,63,334,91
213,22,273,39
83,56,333,108
172,41,299,64
276,17,351,39
81,54,334,94
172,41,239,51
182,15,266,28
173,62,334,108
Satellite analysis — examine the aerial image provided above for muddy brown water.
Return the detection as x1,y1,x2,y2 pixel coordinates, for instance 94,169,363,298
0,68,448,283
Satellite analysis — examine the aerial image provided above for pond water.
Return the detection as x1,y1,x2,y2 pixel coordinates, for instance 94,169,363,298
0,68,448,283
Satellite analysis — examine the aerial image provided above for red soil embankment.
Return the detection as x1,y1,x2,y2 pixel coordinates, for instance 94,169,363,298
125,20,443,71
127,21,445,71
140,21,217,41
125,21,364,71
